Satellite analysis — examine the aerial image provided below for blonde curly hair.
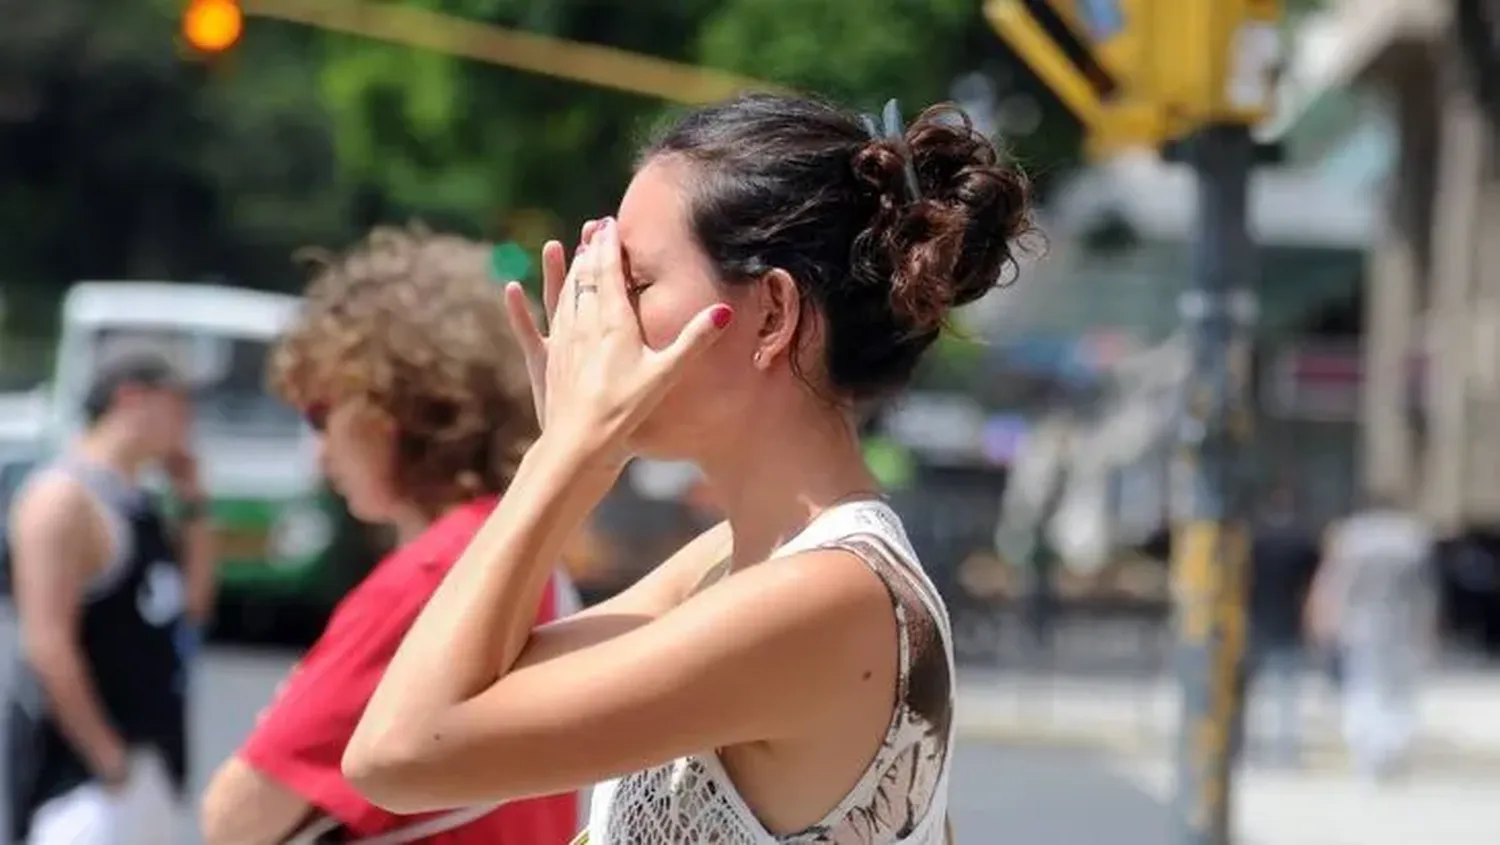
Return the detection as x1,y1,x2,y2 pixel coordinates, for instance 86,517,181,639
270,223,537,517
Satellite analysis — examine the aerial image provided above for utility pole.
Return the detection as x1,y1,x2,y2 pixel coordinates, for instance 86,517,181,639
1170,124,1257,845
986,5,1279,841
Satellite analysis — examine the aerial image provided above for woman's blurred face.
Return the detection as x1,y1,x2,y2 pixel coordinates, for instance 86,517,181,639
613,157,763,459
312,400,403,525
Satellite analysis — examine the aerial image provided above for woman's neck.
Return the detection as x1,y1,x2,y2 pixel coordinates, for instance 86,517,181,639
699,402,879,570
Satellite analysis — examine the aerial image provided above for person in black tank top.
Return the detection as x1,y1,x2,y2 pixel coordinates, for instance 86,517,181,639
4,353,212,845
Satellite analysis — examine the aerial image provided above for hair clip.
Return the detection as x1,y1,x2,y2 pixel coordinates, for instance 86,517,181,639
860,98,922,202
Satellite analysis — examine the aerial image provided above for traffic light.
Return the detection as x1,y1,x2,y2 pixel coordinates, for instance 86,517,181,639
1131,0,1283,136
182,0,244,55
985,0,1283,156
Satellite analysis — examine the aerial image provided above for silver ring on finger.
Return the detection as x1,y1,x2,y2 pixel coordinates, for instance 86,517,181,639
572,277,598,315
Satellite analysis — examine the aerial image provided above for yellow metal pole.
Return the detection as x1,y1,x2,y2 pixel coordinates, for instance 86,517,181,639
983,0,1105,130
242,0,787,105
1170,123,1257,845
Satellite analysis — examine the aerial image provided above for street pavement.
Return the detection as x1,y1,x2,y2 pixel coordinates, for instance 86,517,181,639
957,666,1500,771
1,612,1498,843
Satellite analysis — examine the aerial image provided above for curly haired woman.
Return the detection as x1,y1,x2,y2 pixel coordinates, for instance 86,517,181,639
342,94,1032,844
198,225,581,845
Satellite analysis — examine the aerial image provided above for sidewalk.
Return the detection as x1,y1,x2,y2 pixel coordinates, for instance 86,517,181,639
1106,753,1500,845
955,667,1500,771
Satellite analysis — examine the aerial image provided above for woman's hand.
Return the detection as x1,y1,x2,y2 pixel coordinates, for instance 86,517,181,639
512,216,732,465
504,219,602,425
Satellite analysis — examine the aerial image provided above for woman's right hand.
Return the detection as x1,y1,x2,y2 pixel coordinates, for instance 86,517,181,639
504,219,603,426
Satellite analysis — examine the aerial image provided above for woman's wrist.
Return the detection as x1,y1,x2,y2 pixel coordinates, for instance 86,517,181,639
526,428,628,489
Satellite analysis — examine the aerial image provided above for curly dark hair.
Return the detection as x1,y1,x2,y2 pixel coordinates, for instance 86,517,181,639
270,223,537,517
644,93,1035,402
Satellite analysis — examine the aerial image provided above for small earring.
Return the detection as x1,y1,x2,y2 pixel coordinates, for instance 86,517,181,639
752,351,763,366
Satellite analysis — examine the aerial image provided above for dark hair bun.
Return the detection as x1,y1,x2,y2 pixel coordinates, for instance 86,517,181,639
850,105,1032,332
645,93,1033,402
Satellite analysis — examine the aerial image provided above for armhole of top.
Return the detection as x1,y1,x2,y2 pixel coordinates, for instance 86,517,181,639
825,531,948,644
821,530,954,720
819,531,956,837
39,467,133,600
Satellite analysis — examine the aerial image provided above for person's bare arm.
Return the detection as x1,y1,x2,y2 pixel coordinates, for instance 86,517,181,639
9,474,129,785
515,519,733,667
200,759,313,845
166,449,216,625
1304,527,1345,646
343,442,891,812
178,512,216,625
199,519,730,841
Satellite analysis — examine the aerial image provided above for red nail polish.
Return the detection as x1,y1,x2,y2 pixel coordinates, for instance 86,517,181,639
711,304,733,329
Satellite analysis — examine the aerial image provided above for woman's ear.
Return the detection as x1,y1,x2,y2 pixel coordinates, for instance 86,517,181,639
751,269,801,371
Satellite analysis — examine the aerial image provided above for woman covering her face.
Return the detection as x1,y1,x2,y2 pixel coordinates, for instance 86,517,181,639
344,94,1034,845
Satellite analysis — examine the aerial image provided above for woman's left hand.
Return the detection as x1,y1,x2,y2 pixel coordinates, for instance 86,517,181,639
538,216,733,464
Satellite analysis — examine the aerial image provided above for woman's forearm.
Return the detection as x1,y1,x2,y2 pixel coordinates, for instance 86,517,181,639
346,436,619,767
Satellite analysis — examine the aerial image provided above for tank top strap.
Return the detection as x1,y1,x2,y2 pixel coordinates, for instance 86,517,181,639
789,503,955,842
814,526,955,731
51,457,146,514
798,500,954,643
39,458,138,596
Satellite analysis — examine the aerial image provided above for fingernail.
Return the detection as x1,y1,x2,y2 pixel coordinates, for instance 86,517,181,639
711,304,734,329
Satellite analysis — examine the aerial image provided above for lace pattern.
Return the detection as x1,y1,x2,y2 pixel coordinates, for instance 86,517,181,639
590,503,955,845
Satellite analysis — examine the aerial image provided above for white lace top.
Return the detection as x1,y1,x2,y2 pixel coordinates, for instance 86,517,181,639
581,499,957,845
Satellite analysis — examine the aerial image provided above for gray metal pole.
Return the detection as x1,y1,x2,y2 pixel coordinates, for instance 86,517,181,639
1171,123,1257,845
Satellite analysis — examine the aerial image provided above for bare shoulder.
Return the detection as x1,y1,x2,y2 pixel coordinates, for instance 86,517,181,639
9,469,110,594
10,469,95,539
703,544,892,616
679,545,900,694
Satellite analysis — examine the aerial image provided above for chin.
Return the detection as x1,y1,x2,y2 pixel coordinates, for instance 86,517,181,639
344,498,391,526
332,485,377,525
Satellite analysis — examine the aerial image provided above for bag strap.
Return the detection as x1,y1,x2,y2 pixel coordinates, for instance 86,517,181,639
283,815,342,845
284,804,502,845
351,804,502,844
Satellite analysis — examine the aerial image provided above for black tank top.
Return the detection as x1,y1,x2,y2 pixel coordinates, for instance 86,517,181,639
4,460,188,843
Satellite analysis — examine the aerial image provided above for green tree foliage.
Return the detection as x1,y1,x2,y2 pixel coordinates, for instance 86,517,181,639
0,0,1082,336
0,0,356,311
315,0,1082,251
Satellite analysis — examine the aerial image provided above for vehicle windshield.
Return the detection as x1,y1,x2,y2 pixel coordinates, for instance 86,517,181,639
86,327,302,438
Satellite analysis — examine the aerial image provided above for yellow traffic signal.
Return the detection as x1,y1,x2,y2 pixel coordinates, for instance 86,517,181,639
1133,0,1282,138
182,0,245,54
985,0,1283,156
